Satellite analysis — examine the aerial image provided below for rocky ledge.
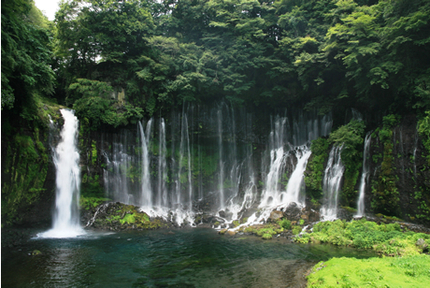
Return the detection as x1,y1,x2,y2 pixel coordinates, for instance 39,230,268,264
83,202,173,231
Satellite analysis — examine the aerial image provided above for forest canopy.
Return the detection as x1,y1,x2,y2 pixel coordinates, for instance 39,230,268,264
2,0,430,128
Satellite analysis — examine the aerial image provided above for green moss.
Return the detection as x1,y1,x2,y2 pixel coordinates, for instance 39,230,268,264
232,220,240,227
371,115,401,217
91,140,97,165
296,219,430,256
305,137,329,199
307,255,430,288
262,233,273,240
292,225,302,235
120,213,136,225
1,129,49,225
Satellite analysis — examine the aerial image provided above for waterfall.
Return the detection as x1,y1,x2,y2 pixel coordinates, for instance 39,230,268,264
259,117,288,208
356,132,372,217
413,131,418,179
96,104,333,227
320,145,345,220
102,129,137,204
139,120,153,208
283,147,312,206
157,119,167,207
217,108,225,209
38,109,84,238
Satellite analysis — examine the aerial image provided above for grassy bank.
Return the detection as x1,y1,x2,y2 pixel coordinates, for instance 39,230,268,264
307,255,430,287
296,219,430,287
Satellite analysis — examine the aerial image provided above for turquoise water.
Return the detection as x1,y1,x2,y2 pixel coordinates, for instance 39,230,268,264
2,228,375,287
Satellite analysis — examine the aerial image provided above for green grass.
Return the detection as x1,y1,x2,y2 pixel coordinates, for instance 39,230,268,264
307,255,430,288
296,219,430,256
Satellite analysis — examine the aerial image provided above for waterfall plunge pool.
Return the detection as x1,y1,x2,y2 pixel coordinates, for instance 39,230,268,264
2,228,377,287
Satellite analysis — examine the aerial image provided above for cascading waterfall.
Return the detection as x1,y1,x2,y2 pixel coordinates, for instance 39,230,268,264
356,132,372,217
283,147,312,206
139,120,153,208
217,109,225,210
259,117,288,209
320,145,345,220
99,104,333,227
38,109,84,238
102,129,138,204
157,119,167,207
225,145,257,221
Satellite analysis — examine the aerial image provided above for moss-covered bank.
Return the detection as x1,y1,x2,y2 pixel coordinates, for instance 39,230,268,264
307,255,430,288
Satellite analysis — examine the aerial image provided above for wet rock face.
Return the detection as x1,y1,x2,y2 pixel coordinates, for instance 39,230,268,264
269,210,283,222
282,203,302,221
367,115,430,226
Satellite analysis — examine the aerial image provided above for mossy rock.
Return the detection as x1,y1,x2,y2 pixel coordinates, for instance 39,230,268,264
262,233,273,240
87,202,170,230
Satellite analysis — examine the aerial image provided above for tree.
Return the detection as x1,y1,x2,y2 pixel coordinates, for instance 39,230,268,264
1,0,55,112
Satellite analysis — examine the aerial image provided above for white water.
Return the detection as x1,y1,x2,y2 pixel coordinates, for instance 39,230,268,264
283,147,312,206
157,119,167,207
356,133,372,217
100,106,333,227
139,120,153,208
217,109,225,210
320,145,345,221
38,109,85,238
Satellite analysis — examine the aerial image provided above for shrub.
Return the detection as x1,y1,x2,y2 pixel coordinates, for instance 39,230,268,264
279,218,292,230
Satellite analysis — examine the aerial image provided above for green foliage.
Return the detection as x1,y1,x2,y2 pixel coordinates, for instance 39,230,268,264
120,213,136,225
307,255,430,288
418,111,430,165
305,137,329,199
279,218,292,230
2,0,55,111
98,204,160,229
1,127,49,225
70,79,144,129
292,225,302,235
80,196,110,211
262,233,273,240
81,174,104,198
371,114,401,216
297,219,429,256
328,120,365,204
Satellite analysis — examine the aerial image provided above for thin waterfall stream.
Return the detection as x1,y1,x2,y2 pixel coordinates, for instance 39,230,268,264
320,145,345,221
356,132,372,217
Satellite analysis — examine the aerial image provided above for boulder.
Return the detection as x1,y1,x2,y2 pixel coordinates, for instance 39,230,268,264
416,238,429,251
283,202,301,221
269,210,283,222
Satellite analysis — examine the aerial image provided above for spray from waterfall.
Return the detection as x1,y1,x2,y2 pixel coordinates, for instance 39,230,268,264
320,145,345,220
38,109,84,238
356,133,372,217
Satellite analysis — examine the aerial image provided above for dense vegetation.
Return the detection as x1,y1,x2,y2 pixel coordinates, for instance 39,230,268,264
300,219,430,288
2,0,430,224
5,0,428,124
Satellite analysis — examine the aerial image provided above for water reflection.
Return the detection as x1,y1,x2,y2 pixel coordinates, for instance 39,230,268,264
2,228,376,287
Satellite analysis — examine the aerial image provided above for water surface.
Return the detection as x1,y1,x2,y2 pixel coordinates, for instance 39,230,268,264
2,228,375,287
